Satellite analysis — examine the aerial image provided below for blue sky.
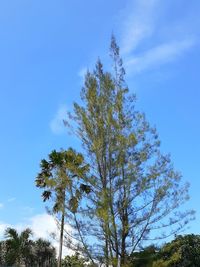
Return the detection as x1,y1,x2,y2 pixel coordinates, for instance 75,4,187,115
0,0,200,245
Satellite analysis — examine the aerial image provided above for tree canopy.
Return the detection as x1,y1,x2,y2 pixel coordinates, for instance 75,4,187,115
62,253,86,267
66,36,194,266
33,36,194,267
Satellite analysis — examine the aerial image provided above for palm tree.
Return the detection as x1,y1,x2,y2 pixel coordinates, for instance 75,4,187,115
0,240,7,265
35,148,90,267
4,227,33,266
34,238,56,267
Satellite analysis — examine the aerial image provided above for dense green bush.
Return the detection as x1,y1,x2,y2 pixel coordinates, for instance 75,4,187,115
62,253,86,267
0,227,56,267
153,234,200,267
128,235,200,267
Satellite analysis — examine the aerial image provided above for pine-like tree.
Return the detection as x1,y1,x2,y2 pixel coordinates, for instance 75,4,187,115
67,36,194,267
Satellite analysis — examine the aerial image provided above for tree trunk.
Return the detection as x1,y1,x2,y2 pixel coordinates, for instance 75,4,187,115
120,166,128,267
57,209,65,267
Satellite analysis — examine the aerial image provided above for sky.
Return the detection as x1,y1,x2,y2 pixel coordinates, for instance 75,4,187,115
0,0,200,250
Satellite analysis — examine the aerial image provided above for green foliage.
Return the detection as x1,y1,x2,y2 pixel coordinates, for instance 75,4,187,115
0,227,56,266
152,235,200,267
68,36,194,266
35,148,90,266
128,235,200,267
130,245,158,267
34,238,57,267
4,227,33,266
35,148,90,214
62,253,86,267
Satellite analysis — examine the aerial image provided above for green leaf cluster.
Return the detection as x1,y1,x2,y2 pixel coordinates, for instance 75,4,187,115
0,227,56,266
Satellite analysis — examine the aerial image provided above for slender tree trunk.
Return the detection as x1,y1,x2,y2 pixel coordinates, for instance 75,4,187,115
121,233,127,266
108,229,114,265
109,180,119,265
105,233,109,267
57,208,65,267
120,166,129,266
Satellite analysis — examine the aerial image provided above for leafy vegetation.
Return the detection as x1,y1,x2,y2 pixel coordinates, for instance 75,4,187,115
126,234,200,267
35,148,90,267
62,253,86,267
0,227,56,266
2,229,199,267
63,36,194,266
153,234,200,267
0,37,193,266
129,245,158,267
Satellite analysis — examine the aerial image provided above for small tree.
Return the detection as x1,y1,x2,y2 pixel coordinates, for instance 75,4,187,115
62,252,86,267
129,245,158,267
35,148,90,267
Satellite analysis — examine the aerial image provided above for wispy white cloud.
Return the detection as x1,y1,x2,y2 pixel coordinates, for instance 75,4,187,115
0,214,57,241
50,105,68,135
78,67,87,80
0,222,9,239
0,203,4,209
125,38,196,74
121,0,159,54
7,197,16,202
27,213,57,239
120,0,198,74
27,213,73,256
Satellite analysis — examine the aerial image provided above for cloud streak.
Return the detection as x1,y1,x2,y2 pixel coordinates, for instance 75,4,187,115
125,38,196,74
7,197,16,202
120,0,198,74
0,222,9,239
78,67,87,80
121,0,159,54
50,105,68,135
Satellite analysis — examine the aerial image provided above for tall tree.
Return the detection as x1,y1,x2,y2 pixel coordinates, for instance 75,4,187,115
68,36,194,266
35,148,90,267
